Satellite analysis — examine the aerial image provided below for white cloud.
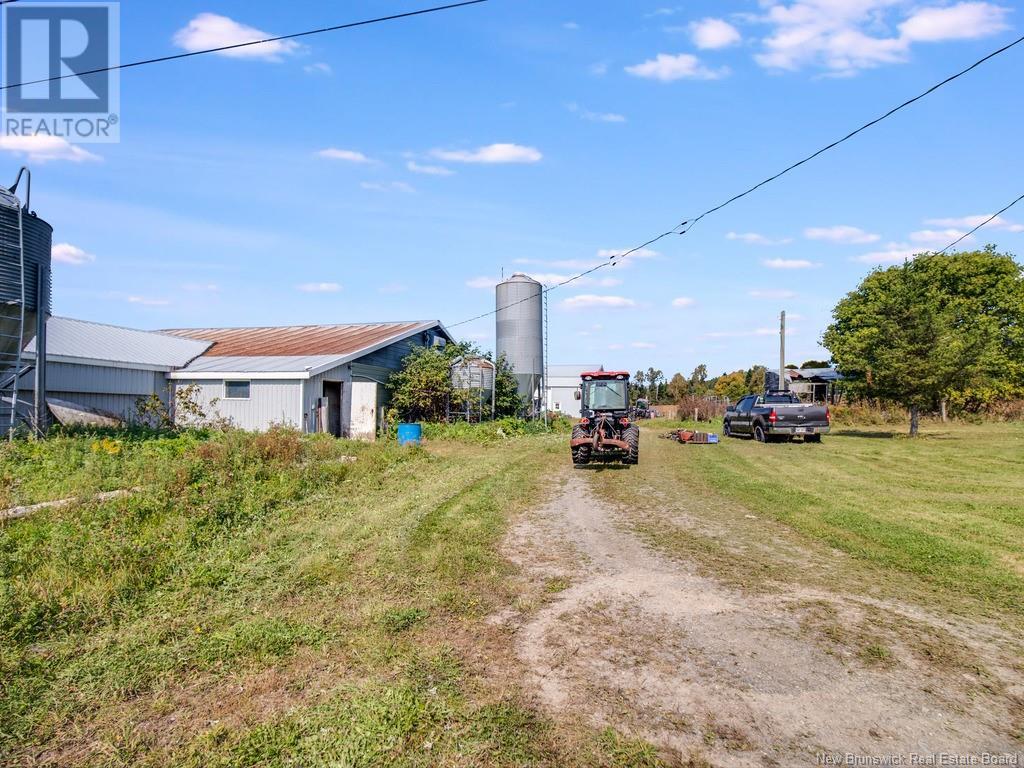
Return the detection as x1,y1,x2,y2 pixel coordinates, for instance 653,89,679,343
127,295,170,307
561,295,637,310
853,244,920,264
431,143,542,164
909,228,971,245
183,282,220,292
360,181,415,193
755,1,1010,76
466,276,499,289
672,296,695,308
690,18,742,49
298,282,341,293
763,258,820,269
567,102,627,123
51,243,95,265
0,135,100,163
727,231,793,246
563,21,580,30
172,13,301,61
631,341,657,349
407,160,454,176
318,148,371,163
626,53,729,82
900,2,1010,42
925,214,1024,233
804,225,880,244
304,62,332,76
749,288,797,299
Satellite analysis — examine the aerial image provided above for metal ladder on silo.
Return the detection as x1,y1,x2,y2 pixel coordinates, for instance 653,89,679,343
0,185,28,437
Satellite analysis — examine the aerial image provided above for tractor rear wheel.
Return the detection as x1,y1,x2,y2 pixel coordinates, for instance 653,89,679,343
623,424,640,464
571,425,591,466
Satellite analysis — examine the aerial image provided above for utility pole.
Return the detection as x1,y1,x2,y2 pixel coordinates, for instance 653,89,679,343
779,310,787,392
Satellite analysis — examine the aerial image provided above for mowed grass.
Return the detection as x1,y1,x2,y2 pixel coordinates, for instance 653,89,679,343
599,420,1024,625
1,427,662,768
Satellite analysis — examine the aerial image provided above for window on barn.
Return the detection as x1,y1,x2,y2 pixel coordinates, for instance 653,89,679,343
224,380,250,399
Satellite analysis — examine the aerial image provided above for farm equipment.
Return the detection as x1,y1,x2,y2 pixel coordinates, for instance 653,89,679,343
633,398,652,419
570,371,639,466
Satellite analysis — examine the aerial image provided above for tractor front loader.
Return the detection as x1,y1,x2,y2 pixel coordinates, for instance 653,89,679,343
570,371,639,466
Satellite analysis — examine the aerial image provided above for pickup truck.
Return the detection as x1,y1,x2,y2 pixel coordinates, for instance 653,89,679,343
723,391,830,443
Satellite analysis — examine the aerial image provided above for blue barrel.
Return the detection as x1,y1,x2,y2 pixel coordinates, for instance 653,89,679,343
397,423,422,446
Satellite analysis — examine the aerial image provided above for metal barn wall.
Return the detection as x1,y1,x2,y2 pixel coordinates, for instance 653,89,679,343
15,361,168,419
173,379,302,430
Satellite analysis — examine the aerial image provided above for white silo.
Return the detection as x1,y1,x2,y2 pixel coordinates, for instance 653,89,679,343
495,273,543,411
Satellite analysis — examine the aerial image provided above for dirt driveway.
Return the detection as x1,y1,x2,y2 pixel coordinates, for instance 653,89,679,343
497,472,1024,767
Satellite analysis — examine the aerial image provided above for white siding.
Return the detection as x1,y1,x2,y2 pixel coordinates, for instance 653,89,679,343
548,385,583,418
349,381,378,440
173,379,302,430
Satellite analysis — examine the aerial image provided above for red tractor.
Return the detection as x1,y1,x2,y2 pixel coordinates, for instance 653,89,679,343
570,371,640,466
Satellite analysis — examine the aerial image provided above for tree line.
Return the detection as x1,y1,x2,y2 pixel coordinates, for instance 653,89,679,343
643,247,1024,436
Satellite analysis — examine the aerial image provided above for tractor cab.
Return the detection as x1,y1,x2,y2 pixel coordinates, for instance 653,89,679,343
570,372,639,466
575,371,631,418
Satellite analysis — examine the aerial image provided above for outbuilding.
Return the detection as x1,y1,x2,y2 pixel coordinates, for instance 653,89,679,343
546,364,603,418
165,321,451,438
21,316,211,422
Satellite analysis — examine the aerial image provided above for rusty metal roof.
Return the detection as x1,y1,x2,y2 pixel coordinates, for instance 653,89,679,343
163,321,436,358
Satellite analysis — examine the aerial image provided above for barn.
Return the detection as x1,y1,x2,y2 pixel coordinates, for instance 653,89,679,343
546,364,603,418
164,321,451,438
20,317,450,438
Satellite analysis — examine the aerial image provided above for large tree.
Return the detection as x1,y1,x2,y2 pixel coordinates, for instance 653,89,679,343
823,247,1024,435
688,364,709,396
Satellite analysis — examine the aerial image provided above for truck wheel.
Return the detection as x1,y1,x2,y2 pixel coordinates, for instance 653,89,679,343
623,425,640,464
723,421,732,438
571,425,591,465
753,424,767,443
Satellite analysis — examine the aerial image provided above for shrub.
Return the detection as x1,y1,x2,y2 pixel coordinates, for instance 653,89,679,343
674,396,728,422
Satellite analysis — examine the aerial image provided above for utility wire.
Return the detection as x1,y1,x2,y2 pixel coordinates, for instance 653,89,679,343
449,32,1024,330
935,192,1024,255
0,0,489,92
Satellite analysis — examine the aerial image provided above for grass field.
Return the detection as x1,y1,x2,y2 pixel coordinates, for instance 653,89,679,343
595,420,1024,627
0,427,660,768
3,420,1022,766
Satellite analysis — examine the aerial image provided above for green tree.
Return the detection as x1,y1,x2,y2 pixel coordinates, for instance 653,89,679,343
493,354,524,417
744,365,767,394
823,247,1024,435
646,367,663,401
389,345,460,423
632,370,646,401
688,364,708,396
713,371,747,401
801,360,831,369
667,372,688,402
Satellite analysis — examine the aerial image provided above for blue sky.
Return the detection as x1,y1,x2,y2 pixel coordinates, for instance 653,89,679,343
4,0,1023,377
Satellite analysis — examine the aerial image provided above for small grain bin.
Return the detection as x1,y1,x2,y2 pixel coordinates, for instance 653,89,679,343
1,168,52,432
450,355,496,421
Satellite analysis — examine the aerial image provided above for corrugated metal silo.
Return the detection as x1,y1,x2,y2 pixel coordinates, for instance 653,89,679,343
1,170,53,431
495,273,543,407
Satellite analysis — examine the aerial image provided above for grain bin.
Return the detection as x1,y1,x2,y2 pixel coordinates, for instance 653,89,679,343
1,169,52,431
450,355,496,421
495,273,543,409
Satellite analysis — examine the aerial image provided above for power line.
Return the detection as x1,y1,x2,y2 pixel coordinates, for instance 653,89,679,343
0,0,489,92
936,192,1024,255
449,32,1024,329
